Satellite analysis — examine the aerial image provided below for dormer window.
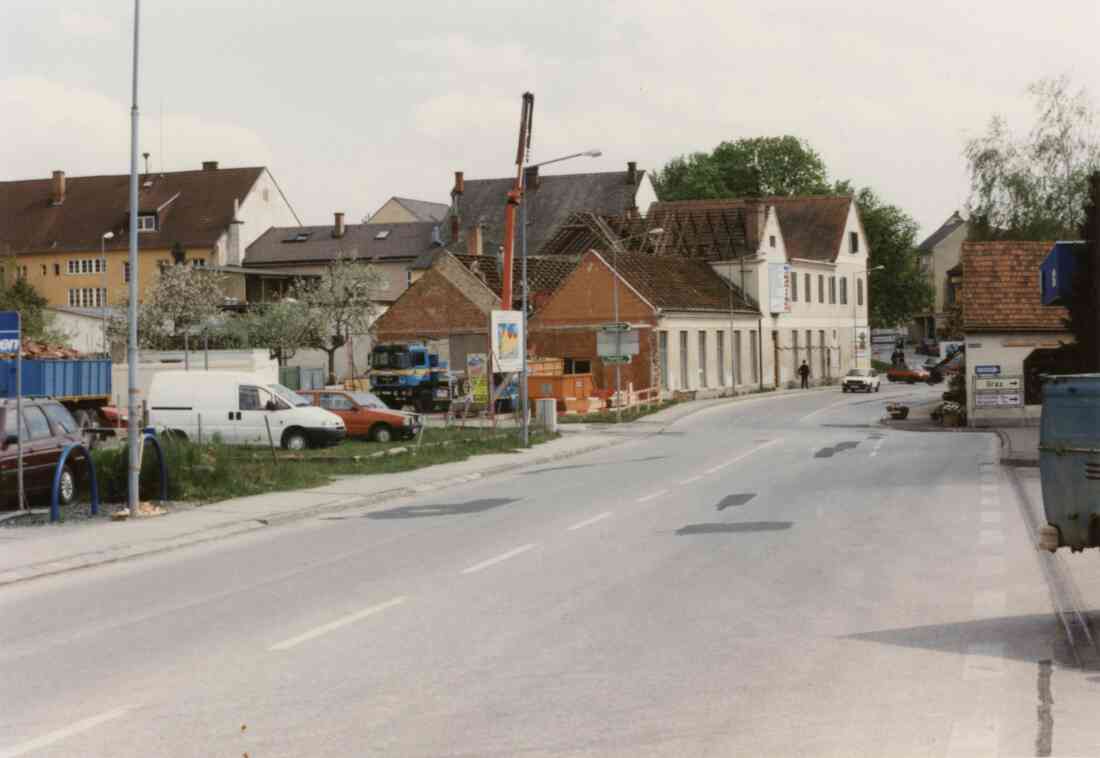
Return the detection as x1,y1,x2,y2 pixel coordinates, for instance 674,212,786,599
137,214,157,233
849,231,859,254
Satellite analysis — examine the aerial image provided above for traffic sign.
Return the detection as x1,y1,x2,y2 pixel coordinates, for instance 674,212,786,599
975,365,1001,377
602,355,632,364
0,311,19,354
597,330,639,357
600,322,631,333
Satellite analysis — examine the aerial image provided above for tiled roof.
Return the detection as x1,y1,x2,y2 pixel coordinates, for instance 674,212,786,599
392,197,449,222
246,220,446,265
918,211,967,253
453,169,647,255
451,254,579,309
599,251,758,313
0,167,266,253
645,196,853,262
961,241,1069,332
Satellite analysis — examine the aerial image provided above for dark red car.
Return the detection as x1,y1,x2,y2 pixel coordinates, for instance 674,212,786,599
1,399,89,509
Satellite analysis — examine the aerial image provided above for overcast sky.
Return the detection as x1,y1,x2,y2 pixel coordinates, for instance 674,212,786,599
4,1,1099,238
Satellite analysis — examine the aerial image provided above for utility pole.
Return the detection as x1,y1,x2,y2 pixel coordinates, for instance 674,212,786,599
126,0,142,516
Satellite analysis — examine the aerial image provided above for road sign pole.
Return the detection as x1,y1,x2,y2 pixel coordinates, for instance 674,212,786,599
15,314,24,510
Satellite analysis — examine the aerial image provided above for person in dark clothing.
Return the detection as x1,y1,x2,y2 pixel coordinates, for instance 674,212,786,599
798,360,811,389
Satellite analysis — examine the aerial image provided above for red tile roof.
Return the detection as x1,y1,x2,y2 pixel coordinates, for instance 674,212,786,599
0,167,266,254
961,241,1069,332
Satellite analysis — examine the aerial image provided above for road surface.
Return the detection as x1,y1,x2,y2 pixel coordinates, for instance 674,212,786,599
0,383,1089,757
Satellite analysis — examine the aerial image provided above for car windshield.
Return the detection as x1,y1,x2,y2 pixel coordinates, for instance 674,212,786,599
348,392,388,409
847,369,870,377
267,384,311,407
371,349,412,369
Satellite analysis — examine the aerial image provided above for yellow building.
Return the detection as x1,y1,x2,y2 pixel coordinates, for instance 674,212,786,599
0,162,301,308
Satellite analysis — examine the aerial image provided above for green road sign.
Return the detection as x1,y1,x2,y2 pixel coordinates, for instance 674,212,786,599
600,322,631,333
602,355,632,364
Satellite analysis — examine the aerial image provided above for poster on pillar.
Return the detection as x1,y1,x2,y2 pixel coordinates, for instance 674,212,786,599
490,310,524,372
768,263,791,314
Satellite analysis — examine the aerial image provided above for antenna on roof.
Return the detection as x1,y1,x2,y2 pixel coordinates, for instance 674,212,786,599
142,152,151,176
159,99,165,176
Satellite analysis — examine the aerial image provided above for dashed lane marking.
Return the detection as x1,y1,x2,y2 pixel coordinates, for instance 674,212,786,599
461,544,537,575
705,439,782,474
269,596,408,652
568,512,613,531
0,706,132,758
679,475,703,484
637,490,669,503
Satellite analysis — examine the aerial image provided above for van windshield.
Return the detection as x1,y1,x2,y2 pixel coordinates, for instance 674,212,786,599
267,384,311,407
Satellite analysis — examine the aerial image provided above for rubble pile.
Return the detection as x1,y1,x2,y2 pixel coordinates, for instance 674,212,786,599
17,339,85,360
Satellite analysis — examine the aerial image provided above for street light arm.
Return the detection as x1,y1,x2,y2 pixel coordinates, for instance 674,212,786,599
530,150,602,169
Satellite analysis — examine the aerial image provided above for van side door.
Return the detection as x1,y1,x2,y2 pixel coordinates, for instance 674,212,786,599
237,384,283,446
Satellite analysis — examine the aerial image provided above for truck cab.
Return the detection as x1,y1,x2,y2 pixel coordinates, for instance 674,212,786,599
369,343,456,413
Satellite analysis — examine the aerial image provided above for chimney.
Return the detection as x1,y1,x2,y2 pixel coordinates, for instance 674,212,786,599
523,165,540,192
202,160,219,171
50,170,66,206
450,170,464,242
453,171,465,196
745,201,766,251
626,161,637,185
466,223,483,257
333,211,346,239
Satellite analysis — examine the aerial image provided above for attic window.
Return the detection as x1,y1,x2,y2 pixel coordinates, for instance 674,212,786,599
137,214,157,232
284,231,312,243
374,230,391,240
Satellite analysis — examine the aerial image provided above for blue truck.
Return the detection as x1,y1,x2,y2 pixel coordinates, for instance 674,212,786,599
0,358,113,444
367,343,461,413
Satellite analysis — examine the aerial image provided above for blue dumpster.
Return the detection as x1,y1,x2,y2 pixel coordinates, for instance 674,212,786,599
1039,374,1100,550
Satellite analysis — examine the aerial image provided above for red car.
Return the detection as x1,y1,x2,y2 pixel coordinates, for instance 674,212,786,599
1,399,89,508
297,390,421,443
886,365,931,384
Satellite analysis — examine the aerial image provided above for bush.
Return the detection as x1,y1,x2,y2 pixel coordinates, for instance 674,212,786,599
941,372,967,405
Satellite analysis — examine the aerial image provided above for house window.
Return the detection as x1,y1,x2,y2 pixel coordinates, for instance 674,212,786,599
124,263,131,283
564,358,592,374
790,271,798,302
192,258,206,268
840,277,848,305
40,264,47,276
734,331,743,385
68,288,107,308
659,331,669,389
857,278,864,306
67,260,78,275
679,331,689,389
791,330,799,376
137,214,157,232
829,276,837,304
819,329,827,377
17,266,27,279
805,274,811,305
769,235,776,248
54,263,60,276
698,332,708,388
717,331,727,387
849,231,859,254
818,275,825,303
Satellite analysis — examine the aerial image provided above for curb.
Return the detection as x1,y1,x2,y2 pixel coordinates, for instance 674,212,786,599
0,437,630,588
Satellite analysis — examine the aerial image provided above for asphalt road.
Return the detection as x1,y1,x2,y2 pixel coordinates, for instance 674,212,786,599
0,382,1087,757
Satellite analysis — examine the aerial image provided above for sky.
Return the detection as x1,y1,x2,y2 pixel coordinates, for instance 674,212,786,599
3,0,1100,239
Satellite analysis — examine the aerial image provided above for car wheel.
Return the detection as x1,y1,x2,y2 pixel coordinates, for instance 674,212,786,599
282,429,309,451
56,465,77,507
371,424,394,443
842,386,848,393
875,385,880,392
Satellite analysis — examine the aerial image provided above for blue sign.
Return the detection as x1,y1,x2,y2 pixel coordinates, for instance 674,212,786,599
975,364,1001,377
0,311,19,354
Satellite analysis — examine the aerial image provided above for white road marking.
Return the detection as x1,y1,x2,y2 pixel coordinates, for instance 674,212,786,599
705,439,782,474
870,438,886,458
0,706,131,758
963,642,1006,680
269,596,408,651
637,489,669,503
568,512,613,531
799,398,859,421
461,544,536,575
679,475,703,484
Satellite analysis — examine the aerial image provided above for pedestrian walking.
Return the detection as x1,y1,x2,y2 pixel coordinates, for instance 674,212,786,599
798,360,810,389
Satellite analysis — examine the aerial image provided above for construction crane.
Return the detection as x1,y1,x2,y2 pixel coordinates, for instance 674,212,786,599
500,92,534,309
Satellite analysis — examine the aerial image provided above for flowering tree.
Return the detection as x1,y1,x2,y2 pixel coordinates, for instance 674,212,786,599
297,255,383,381
239,298,320,365
108,263,228,349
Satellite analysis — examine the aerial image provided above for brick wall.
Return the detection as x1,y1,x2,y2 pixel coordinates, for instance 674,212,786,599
532,252,657,327
373,265,489,342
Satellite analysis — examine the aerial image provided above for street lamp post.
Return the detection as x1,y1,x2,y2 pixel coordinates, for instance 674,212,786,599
101,231,114,354
126,0,142,516
519,149,601,447
607,226,662,421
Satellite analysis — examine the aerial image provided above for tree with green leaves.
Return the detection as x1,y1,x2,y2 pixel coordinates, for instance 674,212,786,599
654,136,832,200
965,75,1100,240
855,188,933,328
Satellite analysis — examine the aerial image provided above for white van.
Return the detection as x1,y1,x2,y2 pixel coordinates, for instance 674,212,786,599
148,371,346,450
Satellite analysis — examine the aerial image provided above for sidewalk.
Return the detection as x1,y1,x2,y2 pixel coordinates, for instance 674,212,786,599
996,425,1039,467
0,383,835,587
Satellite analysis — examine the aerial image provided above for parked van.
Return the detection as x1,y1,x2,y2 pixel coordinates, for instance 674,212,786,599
148,371,346,450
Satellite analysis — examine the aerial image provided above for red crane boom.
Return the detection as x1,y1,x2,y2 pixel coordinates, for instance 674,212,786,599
500,92,534,309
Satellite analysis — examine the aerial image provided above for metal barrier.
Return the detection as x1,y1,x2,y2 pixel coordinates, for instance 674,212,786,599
49,429,168,523
50,443,99,523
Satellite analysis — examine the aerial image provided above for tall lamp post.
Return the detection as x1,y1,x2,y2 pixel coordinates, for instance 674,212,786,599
607,226,663,421
853,265,885,369
519,148,601,447
100,231,114,354
126,0,142,517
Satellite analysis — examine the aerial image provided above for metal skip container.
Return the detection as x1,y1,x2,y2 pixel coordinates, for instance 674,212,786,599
1039,374,1100,551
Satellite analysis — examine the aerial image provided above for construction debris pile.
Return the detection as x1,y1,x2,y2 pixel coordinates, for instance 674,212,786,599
17,339,85,360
